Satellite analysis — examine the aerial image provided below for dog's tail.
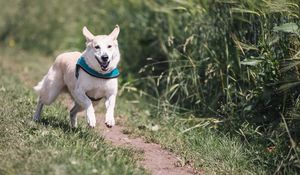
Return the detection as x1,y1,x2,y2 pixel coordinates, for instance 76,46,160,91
33,75,46,94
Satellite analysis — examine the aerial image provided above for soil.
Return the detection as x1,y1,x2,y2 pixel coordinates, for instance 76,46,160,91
65,101,200,175
98,117,197,175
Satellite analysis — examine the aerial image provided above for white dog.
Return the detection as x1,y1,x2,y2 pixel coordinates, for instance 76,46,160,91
33,25,121,128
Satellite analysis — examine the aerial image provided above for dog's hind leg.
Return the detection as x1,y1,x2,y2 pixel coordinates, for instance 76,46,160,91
37,66,65,105
33,99,44,121
70,102,82,128
33,65,65,121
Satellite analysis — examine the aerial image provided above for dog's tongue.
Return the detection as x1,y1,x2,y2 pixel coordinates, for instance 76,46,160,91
101,61,109,70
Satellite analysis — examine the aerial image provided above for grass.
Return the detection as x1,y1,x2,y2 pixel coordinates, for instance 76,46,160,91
123,108,267,174
0,48,146,175
113,78,271,174
1,0,300,174
0,47,281,174
0,44,292,174
0,46,263,174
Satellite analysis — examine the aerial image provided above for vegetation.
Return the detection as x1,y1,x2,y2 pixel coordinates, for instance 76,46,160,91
0,68,146,174
1,0,300,174
0,48,258,174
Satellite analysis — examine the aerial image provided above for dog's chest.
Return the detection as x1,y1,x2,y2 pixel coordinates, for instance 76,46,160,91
84,78,118,99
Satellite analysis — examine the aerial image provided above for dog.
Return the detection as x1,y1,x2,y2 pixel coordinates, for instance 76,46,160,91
33,25,121,128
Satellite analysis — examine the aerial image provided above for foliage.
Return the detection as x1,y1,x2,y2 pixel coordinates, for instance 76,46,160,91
1,0,300,173
135,0,300,173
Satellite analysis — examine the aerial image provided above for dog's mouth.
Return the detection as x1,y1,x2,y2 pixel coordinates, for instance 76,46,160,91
95,56,110,71
100,61,110,71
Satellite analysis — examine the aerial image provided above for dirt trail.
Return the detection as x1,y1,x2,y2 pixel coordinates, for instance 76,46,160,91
66,102,197,175
99,117,196,175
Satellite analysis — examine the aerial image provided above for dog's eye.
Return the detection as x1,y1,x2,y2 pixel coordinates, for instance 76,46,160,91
95,45,100,49
108,45,112,48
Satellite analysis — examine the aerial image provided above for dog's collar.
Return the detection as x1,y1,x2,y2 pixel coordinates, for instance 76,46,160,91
75,56,120,79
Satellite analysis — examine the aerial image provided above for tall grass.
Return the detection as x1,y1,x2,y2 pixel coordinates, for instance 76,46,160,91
137,0,300,173
1,0,300,173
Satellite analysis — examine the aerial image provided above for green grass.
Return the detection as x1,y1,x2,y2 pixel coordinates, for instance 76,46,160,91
0,47,283,174
1,0,300,174
0,47,260,174
114,85,269,174
122,109,267,174
0,50,146,175
120,94,298,174
0,44,293,174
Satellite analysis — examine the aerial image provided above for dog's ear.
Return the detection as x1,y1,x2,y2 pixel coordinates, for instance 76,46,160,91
82,26,94,42
109,25,120,40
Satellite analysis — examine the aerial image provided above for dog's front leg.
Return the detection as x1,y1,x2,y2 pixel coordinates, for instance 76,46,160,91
73,88,96,128
105,95,116,127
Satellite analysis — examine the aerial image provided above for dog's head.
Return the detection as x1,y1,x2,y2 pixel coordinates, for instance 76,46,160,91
82,25,120,73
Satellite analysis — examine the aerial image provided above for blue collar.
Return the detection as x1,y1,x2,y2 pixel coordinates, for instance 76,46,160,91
75,56,120,79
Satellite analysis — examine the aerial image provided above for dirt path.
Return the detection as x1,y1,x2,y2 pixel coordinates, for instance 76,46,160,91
99,117,196,175
64,100,197,175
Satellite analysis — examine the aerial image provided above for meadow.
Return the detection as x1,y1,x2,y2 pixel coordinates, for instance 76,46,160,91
1,0,300,174
0,49,146,175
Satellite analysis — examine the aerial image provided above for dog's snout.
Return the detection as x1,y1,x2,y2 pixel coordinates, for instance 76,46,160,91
101,55,109,62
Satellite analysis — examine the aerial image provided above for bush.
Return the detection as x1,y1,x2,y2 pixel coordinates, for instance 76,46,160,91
136,0,300,173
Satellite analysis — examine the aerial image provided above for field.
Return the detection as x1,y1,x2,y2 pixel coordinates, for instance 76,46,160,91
0,49,146,175
1,0,300,174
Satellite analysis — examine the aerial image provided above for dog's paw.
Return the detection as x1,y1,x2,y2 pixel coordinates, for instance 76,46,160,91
70,115,78,128
87,115,96,128
105,117,115,128
86,107,96,128
71,120,78,128
33,115,40,122
87,117,96,128
88,122,96,128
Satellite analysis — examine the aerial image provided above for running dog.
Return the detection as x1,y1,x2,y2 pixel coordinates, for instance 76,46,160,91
33,25,120,128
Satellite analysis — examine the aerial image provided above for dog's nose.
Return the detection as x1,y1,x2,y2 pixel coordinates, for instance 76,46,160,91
101,55,109,62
